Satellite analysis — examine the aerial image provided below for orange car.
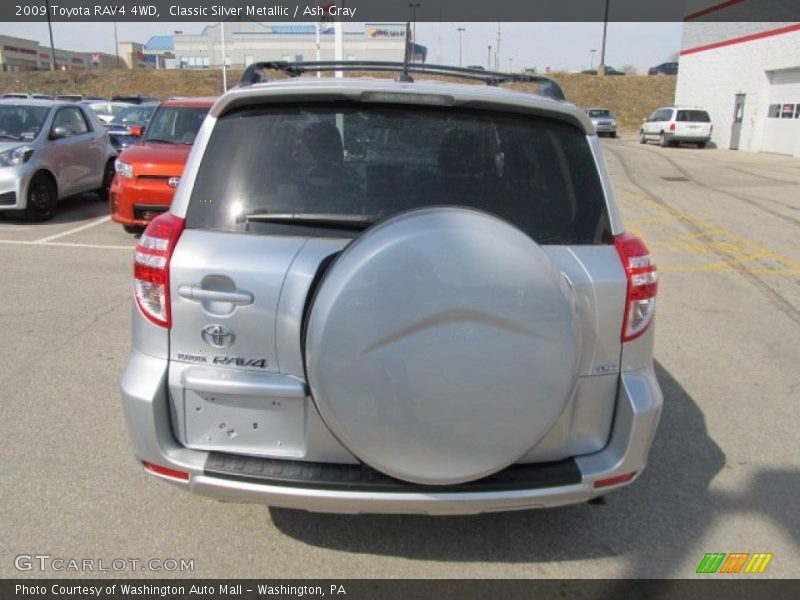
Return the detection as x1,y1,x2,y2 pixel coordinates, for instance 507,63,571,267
110,97,216,232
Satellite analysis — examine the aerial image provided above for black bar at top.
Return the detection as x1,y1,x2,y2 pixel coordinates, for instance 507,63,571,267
4,0,800,22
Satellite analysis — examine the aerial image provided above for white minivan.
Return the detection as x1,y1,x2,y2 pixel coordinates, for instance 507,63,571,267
640,106,713,148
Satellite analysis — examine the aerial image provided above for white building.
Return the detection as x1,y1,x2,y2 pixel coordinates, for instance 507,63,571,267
676,15,800,156
171,22,424,70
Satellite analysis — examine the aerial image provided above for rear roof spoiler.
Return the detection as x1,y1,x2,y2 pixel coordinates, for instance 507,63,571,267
237,61,566,101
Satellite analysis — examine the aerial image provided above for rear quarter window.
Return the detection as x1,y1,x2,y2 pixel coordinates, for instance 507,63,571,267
676,110,711,122
186,103,612,245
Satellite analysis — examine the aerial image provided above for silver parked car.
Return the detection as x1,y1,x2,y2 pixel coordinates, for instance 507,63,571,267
121,64,663,515
586,107,617,137
79,100,133,125
0,100,117,221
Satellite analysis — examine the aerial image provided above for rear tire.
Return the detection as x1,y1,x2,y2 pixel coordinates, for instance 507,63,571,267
659,132,669,148
697,142,707,149
639,131,646,144
123,224,143,235
610,132,617,138
25,173,57,222
97,158,116,201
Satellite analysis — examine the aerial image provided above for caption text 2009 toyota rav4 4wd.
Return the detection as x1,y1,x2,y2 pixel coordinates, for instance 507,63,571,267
121,63,662,515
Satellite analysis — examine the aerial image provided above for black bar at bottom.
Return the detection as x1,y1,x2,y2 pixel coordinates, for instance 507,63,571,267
4,579,799,600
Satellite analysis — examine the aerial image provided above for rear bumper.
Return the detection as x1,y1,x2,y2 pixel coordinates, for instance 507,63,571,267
121,350,663,515
665,132,710,143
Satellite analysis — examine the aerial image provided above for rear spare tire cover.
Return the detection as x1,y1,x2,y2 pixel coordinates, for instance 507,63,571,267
305,207,580,485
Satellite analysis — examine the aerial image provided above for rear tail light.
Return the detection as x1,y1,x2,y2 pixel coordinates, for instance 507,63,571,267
710,124,714,134
593,472,636,488
669,122,676,132
134,212,185,328
615,232,658,342
142,461,190,481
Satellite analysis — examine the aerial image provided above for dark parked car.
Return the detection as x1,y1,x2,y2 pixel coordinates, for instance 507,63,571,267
104,102,159,152
581,66,625,76
111,95,160,105
648,62,679,76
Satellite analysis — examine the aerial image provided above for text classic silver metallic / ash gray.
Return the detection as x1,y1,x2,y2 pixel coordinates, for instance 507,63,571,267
121,63,663,515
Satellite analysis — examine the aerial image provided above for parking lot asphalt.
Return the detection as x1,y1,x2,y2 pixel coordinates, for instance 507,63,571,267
1,139,798,579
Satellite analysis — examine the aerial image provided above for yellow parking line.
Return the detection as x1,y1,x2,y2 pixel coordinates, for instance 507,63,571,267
618,188,800,275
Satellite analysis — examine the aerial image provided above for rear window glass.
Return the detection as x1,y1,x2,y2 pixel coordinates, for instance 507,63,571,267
144,106,209,144
676,110,710,122
588,109,612,118
186,104,611,245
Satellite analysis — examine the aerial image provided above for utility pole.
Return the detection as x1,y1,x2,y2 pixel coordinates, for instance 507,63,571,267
334,1,344,77
220,21,227,92
599,0,610,75
315,21,320,76
113,15,120,68
509,57,513,72
495,23,501,71
457,27,465,67
408,3,421,61
487,45,491,70
44,0,56,70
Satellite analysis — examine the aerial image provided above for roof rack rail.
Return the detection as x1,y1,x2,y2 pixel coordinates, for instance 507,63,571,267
238,61,566,101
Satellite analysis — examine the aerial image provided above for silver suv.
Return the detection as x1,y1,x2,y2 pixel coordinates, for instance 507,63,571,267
121,63,663,515
586,107,617,137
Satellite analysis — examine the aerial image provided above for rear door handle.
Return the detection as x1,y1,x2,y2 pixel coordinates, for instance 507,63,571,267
177,285,254,305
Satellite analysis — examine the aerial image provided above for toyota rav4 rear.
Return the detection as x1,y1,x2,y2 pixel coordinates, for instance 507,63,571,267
121,72,663,515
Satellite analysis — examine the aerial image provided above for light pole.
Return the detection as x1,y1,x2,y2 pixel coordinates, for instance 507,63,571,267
44,0,56,70
599,0,610,75
408,3,420,61
509,57,513,72
457,26,465,68
113,15,120,68
589,49,597,71
487,45,491,70
220,21,227,92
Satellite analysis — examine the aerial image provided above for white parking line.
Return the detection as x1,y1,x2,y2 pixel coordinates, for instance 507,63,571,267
0,239,133,250
34,215,111,243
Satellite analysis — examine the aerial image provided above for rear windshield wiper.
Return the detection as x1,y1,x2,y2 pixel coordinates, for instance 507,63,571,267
144,138,177,144
0,133,23,140
243,212,377,230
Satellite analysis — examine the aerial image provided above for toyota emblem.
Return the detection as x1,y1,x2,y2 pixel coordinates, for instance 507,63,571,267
201,324,235,348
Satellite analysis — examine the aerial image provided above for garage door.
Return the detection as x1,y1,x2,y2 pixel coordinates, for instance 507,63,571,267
762,67,800,156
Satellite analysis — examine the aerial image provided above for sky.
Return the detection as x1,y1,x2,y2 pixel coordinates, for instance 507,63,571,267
0,21,683,73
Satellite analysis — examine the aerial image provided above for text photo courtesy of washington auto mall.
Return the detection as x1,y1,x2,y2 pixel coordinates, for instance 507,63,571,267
0,0,799,598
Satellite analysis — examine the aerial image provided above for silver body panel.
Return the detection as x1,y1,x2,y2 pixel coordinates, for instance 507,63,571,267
121,77,663,513
0,100,116,211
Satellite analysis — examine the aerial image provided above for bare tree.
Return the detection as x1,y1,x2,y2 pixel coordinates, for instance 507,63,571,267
620,64,637,75
668,51,679,62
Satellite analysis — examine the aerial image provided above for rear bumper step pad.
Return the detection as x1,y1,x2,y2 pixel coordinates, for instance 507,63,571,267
204,453,581,493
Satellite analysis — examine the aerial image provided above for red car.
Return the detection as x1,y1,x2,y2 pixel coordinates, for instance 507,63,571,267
110,97,216,232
